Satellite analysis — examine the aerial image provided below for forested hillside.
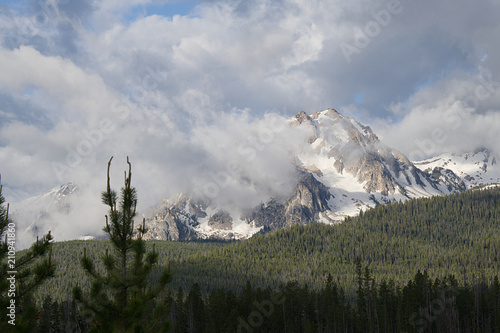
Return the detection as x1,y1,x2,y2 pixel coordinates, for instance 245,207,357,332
23,186,500,331
32,240,228,303
173,186,500,295
33,186,500,304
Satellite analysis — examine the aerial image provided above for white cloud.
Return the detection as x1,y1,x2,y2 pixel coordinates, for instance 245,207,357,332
374,69,500,160
2,0,500,245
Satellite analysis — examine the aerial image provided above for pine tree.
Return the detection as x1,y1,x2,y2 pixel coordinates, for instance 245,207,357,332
172,287,187,333
185,283,206,333
36,295,53,333
73,157,171,332
0,177,55,331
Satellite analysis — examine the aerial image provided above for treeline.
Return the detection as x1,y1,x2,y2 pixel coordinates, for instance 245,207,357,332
34,266,500,333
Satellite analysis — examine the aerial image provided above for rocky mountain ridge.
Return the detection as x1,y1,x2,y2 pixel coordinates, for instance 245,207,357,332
415,149,499,190
10,109,499,244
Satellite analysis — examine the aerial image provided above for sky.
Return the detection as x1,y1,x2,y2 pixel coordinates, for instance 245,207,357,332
1,0,500,244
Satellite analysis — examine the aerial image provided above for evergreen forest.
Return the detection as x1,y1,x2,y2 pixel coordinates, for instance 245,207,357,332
5,185,500,332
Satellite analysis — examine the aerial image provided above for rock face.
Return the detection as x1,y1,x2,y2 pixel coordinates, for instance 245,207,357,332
142,195,202,241
283,173,332,226
208,210,233,230
242,172,332,231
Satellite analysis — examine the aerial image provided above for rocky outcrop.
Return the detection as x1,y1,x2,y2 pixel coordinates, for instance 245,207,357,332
427,167,466,192
283,173,332,226
142,195,202,241
243,172,332,231
292,111,312,125
208,210,233,230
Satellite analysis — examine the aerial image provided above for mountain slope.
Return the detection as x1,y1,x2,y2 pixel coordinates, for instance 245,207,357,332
176,185,500,293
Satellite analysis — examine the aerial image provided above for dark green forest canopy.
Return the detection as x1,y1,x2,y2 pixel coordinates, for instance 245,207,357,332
30,186,500,302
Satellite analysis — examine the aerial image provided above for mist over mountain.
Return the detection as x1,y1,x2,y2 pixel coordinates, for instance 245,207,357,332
140,108,487,242
10,108,499,247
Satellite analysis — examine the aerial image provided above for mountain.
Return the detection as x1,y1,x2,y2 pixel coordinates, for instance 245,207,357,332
414,149,500,190
12,109,499,244
10,183,79,248
142,108,463,241
10,182,108,248
290,109,451,216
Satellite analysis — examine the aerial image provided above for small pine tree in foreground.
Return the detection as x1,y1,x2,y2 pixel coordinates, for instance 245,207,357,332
0,178,55,332
73,157,171,332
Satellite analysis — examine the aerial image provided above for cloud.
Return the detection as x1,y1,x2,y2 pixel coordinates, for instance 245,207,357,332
185,112,314,209
2,0,500,245
374,68,500,160
0,42,312,246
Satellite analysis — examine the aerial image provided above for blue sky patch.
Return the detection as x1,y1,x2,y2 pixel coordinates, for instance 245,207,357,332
354,93,363,104
125,0,199,22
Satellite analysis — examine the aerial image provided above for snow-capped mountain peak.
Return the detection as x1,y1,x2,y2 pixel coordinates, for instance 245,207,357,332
294,108,445,198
